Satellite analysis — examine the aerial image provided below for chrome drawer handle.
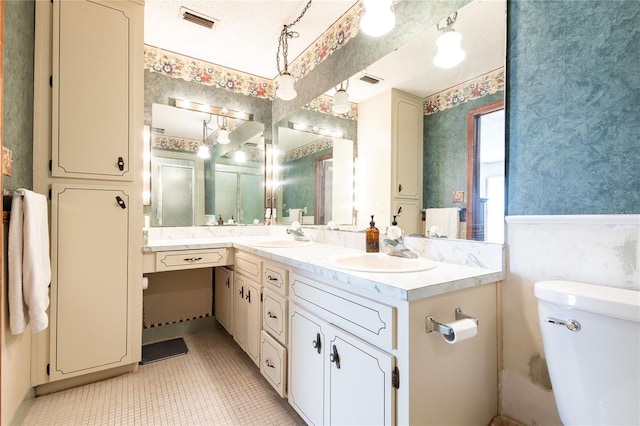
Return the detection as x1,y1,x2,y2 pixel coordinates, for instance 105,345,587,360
183,257,203,262
545,317,581,332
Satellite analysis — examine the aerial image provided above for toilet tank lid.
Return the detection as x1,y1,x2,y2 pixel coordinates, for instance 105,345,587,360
535,280,640,323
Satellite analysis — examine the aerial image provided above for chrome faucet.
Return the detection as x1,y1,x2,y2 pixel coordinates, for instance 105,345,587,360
287,221,310,241
382,216,418,259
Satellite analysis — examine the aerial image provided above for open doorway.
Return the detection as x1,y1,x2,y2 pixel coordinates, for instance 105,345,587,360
467,101,505,243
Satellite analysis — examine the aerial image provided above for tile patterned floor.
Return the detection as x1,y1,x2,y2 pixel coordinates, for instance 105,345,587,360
23,327,305,425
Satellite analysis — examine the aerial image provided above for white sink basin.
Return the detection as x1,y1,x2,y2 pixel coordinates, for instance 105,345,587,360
251,239,316,248
329,253,437,273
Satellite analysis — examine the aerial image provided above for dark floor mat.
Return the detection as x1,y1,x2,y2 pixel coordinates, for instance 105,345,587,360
140,337,188,364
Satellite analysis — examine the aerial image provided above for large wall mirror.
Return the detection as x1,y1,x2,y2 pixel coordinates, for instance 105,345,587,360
149,102,265,226
274,0,506,243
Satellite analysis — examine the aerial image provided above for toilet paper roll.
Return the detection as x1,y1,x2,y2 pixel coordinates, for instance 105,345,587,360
442,318,477,344
142,277,149,291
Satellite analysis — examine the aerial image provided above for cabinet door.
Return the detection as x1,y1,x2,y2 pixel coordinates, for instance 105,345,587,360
392,90,423,200
393,198,422,236
245,279,262,367
327,325,396,426
49,185,135,379
233,275,247,350
52,0,141,180
289,306,326,425
214,267,233,334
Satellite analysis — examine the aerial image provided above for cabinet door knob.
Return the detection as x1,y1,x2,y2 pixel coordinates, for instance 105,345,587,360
115,196,126,209
267,311,277,319
117,156,125,171
311,332,322,354
398,183,403,192
225,278,230,288
329,344,340,369
265,359,276,368
239,286,244,298
246,289,251,302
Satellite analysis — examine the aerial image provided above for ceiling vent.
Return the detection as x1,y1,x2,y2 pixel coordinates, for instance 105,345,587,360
179,6,218,30
359,74,382,85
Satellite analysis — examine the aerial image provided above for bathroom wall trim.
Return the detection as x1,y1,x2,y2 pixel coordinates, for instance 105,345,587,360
506,214,639,226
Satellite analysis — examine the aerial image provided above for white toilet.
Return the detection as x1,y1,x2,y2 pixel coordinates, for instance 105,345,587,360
535,280,640,425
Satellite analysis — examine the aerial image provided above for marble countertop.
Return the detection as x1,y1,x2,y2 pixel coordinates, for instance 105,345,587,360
145,234,504,302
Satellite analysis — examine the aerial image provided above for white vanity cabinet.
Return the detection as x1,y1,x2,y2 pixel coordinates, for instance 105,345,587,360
233,252,263,366
357,89,423,234
289,303,396,426
259,260,290,397
51,0,143,181
31,0,144,387
214,267,234,335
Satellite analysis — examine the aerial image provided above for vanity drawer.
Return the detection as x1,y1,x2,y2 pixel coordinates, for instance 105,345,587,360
263,261,288,296
260,330,287,398
155,248,230,272
235,251,262,280
263,289,287,345
290,272,396,351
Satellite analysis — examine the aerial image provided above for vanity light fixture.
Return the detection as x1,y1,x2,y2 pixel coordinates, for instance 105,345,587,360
172,99,252,121
434,12,466,69
275,0,313,101
360,0,395,37
332,80,351,114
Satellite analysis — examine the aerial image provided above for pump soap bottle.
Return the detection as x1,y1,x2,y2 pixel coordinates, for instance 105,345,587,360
366,215,380,253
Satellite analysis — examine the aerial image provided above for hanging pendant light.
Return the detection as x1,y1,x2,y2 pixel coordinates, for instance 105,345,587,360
332,80,350,114
275,0,313,101
360,0,395,37
199,118,211,159
434,12,466,69
217,115,231,144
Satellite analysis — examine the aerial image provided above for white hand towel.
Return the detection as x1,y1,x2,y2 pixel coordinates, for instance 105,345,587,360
8,189,51,334
8,193,26,334
424,207,460,239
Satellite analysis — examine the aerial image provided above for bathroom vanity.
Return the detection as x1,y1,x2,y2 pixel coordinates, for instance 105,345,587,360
143,227,504,425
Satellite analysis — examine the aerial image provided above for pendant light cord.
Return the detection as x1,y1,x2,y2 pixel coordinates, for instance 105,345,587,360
276,0,313,75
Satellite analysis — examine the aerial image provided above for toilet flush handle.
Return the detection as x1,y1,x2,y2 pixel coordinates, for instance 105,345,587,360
545,317,581,332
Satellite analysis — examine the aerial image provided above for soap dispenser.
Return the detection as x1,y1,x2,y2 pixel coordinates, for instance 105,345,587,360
366,215,380,253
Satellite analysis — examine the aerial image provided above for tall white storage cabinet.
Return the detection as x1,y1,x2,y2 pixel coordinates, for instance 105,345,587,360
32,0,144,384
357,89,423,233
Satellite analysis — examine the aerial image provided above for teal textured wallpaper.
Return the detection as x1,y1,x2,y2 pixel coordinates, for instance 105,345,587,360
423,92,503,210
507,0,640,214
3,0,34,192
282,147,331,217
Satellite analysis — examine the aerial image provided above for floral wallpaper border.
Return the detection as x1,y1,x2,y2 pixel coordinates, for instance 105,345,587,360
152,134,264,163
302,94,358,120
283,137,333,163
423,67,505,115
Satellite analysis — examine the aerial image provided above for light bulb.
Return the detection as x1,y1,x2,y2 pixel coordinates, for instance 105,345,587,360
360,0,395,37
276,72,297,100
197,145,210,159
332,89,350,114
233,150,247,164
217,129,231,144
433,31,466,69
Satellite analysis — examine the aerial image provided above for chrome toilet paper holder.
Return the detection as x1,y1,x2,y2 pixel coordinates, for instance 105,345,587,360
426,307,478,335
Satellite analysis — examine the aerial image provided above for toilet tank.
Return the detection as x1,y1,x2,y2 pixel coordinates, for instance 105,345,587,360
535,280,640,426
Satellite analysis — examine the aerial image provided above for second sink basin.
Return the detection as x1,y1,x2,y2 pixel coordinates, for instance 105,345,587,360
329,252,437,273
251,239,316,248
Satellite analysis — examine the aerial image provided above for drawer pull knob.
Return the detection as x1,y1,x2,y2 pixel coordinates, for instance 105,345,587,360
265,360,276,368
329,344,340,369
183,257,203,262
115,196,126,209
267,275,279,281
117,156,125,171
267,312,278,319
312,332,322,354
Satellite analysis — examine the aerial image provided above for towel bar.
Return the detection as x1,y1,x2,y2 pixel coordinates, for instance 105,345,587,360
3,189,25,197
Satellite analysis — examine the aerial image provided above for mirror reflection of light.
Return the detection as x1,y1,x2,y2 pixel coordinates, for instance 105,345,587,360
233,150,247,164
434,31,466,69
197,145,210,159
